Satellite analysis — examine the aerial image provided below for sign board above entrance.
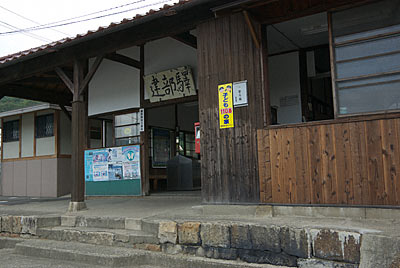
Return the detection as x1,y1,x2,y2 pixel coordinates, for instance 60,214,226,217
144,66,196,103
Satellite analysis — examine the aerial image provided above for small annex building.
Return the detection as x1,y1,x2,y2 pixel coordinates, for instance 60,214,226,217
0,104,72,197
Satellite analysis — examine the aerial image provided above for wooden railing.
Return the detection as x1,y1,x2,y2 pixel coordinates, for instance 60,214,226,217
257,113,400,206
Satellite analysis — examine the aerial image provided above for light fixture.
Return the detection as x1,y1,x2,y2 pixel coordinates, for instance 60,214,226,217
301,24,328,35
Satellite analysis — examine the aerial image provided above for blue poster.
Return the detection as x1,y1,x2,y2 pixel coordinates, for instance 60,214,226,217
85,145,141,182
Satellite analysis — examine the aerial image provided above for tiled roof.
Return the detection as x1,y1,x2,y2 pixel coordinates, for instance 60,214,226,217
0,0,191,65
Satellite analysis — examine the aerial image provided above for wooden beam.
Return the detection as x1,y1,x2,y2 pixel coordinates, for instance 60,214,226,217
172,32,197,49
0,84,71,106
78,55,103,97
59,104,71,121
243,10,260,49
105,52,142,69
142,95,198,109
55,67,74,94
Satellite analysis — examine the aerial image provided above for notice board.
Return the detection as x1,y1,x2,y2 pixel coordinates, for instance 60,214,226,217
84,146,141,196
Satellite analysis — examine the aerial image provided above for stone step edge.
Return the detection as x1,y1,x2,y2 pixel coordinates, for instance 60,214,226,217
60,216,159,235
36,227,159,247
15,240,286,268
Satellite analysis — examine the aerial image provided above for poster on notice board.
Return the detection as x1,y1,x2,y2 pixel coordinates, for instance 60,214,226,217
85,145,140,182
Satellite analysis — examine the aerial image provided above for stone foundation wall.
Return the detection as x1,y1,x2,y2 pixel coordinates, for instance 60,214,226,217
0,215,391,267
158,221,361,267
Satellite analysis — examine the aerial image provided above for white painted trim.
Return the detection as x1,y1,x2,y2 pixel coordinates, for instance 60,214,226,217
0,104,71,118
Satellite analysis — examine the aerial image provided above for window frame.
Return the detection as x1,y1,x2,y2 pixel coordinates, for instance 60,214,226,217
329,0,400,117
114,111,141,146
3,119,20,143
35,113,54,139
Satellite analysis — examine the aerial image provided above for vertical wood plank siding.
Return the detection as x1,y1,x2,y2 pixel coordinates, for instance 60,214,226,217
197,13,264,203
258,117,400,205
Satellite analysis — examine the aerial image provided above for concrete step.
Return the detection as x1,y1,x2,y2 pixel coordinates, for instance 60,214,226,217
37,226,158,247
0,237,27,249
15,239,287,268
61,216,142,231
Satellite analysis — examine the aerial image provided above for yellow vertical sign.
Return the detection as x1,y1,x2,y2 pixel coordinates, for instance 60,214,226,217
218,83,234,129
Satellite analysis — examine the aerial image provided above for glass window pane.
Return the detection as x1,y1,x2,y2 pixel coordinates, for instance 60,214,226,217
336,52,400,80
338,80,400,114
115,137,140,146
332,0,400,38
335,34,400,62
115,113,138,126
115,125,138,138
3,120,19,142
36,114,54,138
105,121,113,147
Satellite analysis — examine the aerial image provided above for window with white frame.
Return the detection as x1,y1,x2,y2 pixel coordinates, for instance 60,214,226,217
114,112,140,146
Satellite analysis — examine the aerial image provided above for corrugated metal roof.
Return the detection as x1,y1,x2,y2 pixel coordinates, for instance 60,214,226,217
0,0,191,65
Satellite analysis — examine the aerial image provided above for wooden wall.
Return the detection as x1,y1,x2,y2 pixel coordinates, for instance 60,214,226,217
258,115,400,206
197,13,264,203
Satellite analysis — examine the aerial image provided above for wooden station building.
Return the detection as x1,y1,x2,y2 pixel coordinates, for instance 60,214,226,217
0,0,399,208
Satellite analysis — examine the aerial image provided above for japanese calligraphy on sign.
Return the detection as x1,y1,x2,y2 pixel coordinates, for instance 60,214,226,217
144,66,196,103
218,83,234,129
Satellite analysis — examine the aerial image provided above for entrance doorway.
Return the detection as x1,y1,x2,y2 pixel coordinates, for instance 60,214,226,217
147,101,200,192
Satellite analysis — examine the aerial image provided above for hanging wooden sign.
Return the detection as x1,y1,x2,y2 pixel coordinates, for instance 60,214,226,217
144,66,196,103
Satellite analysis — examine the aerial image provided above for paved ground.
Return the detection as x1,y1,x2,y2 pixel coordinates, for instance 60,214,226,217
0,248,105,268
0,196,70,206
0,191,202,217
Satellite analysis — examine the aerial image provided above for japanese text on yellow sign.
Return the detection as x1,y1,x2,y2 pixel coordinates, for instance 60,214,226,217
218,83,234,129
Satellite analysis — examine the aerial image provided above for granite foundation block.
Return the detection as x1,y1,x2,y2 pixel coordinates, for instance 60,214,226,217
200,223,230,248
249,224,281,253
237,249,298,267
178,222,201,245
312,229,361,264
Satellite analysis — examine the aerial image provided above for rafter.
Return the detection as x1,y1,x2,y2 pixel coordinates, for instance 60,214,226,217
172,32,197,49
55,67,74,94
105,53,142,69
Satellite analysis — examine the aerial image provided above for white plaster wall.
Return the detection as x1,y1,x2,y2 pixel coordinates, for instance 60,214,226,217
59,111,71,155
268,52,303,124
3,142,19,159
88,37,198,116
21,113,34,157
144,37,198,100
36,137,55,156
88,46,141,116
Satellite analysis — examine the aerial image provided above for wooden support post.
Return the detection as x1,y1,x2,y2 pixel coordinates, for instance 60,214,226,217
68,59,88,212
139,44,150,196
260,24,271,126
